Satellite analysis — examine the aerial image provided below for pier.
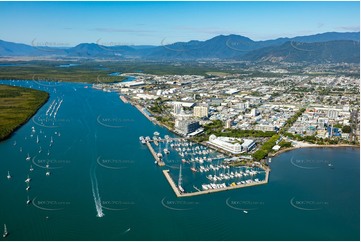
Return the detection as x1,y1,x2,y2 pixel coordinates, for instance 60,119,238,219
162,167,270,197
145,141,165,166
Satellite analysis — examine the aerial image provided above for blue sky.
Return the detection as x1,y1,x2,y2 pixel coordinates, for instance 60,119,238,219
0,1,359,46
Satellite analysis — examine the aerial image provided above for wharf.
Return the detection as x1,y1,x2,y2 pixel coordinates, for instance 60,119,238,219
162,167,270,197
146,141,165,166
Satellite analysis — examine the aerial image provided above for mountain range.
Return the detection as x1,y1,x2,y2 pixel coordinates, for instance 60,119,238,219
0,32,359,63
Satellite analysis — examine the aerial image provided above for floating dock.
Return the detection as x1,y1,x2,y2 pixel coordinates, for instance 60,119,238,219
162,167,270,197
145,141,165,166
119,95,129,104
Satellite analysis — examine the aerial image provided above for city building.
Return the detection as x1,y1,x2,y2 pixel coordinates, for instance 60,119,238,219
175,119,200,135
208,135,256,154
193,105,209,118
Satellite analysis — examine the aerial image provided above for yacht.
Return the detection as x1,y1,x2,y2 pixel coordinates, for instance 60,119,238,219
25,175,31,183
3,224,8,238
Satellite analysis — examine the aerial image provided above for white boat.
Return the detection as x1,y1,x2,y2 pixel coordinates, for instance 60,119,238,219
46,171,51,176
36,135,39,143
6,171,11,179
25,175,31,183
26,185,30,191
29,165,34,172
26,153,31,161
153,131,160,136
163,148,170,154
243,210,248,214
26,196,31,205
3,224,8,238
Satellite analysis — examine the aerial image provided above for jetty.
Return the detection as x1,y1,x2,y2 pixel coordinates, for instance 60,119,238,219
145,141,165,166
119,95,128,103
162,167,270,197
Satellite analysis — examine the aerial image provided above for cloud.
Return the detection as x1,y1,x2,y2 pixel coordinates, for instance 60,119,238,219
90,28,156,33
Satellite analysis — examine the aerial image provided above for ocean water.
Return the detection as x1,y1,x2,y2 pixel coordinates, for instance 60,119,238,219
0,80,359,241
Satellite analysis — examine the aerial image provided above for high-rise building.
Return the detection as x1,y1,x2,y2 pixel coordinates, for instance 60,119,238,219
193,105,209,118
173,103,183,115
175,119,200,135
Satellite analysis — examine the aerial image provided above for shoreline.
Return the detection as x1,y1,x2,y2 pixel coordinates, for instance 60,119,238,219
271,144,360,158
0,85,49,142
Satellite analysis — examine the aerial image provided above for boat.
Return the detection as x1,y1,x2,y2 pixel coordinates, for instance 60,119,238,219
46,171,51,176
6,171,11,179
153,131,160,136
163,148,170,154
25,175,31,183
26,153,31,161
29,165,34,172
243,210,248,214
26,185,30,191
36,135,39,143
26,196,31,205
3,224,8,238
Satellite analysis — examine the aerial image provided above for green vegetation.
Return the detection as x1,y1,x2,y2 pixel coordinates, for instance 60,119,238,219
252,134,280,161
0,60,225,82
0,61,125,83
0,84,49,140
342,125,351,133
280,108,306,134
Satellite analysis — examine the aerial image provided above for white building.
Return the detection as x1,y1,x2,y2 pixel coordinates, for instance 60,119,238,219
207,135,256,154
193,105,209,118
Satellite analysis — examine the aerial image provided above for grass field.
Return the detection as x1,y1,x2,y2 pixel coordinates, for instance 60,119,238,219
0,84,49,141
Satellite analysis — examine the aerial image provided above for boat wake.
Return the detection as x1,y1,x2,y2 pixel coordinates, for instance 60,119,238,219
90,162,104,218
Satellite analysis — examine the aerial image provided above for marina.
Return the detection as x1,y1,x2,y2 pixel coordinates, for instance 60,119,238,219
142,133,270,196
163,167,269,197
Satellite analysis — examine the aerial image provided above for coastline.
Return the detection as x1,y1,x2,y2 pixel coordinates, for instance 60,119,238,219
271,144,360,158
0,85,49,142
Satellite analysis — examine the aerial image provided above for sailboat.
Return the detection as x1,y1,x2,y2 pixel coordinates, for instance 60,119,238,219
3,224,8,238
7,171,11,179
26,195,31,205
190,161,197,172
25,175,31,183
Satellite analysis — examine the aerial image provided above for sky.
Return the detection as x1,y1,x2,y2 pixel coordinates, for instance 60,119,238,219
0,1,359,47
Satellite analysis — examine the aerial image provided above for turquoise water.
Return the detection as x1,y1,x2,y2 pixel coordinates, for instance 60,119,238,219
0,80,359,241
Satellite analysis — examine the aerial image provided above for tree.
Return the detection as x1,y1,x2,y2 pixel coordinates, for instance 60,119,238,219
342,125,351,133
